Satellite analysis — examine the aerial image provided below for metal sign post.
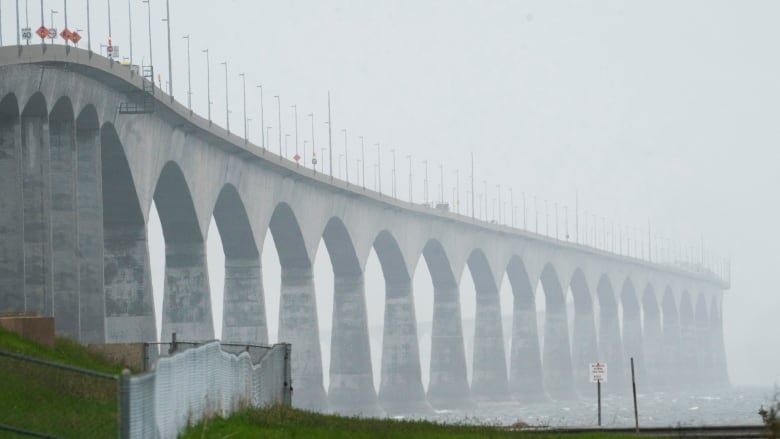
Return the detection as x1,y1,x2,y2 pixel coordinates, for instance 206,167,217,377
631,357,639,433
590,362,607,426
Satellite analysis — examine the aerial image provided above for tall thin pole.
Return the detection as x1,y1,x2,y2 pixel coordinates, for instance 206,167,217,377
509,188,514,227
144,0,151,67
17,0,21,48
103,0,108,47
127,0,132,64
575,191,579,243
471,153,475,218
258,86,265,149
422,160,428,204
38,0,43,47
360,136,365,189
86,0,91,52
63,0,68,41
631,357,639,433
497,184,502,224
183,35,191,112
292,105,299,165
327,91,333,179
407,155,412,202
274,95,281,159
221,61,229,134
375,143,381,195
455,169,460,214
341,129,348,182
240,73,247,142
165,0,172,98
309,113,315,170
439,164,444,204
203,49,211,124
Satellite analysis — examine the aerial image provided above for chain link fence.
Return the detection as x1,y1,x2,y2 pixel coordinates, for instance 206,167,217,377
0,340,291,439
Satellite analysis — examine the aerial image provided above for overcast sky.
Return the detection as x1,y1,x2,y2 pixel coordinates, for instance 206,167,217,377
4,0,777,387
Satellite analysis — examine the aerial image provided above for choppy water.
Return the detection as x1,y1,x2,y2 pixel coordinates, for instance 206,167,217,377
411,387,773,428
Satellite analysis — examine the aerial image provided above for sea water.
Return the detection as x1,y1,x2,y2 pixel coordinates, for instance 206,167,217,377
416,387,774,428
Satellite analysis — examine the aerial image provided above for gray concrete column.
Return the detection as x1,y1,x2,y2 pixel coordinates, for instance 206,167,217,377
378,279,430,414
76,119,105,343
661,295,682,390
709,301,730,387
278,265,328,412
598,301,626,393
471,285,510,401
221,257,267,344
49,111,80,339
543,305,576,399
328,272,382,416
160,242,214,341
571,301,598,395
694,301,712,388
0,102,24,312
21,110,52,316
621,300,644,391
104,223,157,342
678,300,698,390
641,295,663,391
508,292,546,401
427,283,471,409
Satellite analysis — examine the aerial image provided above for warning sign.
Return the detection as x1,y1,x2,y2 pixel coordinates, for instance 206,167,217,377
590,362,607,383
293,153,301,162
70,31,82,45
36,26,49,39
60,28,73,42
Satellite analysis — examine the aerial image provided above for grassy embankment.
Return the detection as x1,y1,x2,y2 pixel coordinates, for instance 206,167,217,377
0,327,123,438
182,404,642,439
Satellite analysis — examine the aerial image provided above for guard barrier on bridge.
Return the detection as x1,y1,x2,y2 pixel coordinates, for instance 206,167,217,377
126,340,292,439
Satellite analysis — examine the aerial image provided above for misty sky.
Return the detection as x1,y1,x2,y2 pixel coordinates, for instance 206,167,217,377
3,0,777,387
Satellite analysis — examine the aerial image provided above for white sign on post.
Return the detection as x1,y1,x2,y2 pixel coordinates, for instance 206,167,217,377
590,362,607,383
22,28,32,41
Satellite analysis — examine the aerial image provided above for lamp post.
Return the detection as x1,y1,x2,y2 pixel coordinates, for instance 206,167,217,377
257,85,265,150
220,61,229,134
292,104,299,165
285,133,290,158
183,35,191,113
308,113,315,170
375,143,381,195
49,9,57,44
239,73,247,142
454,169,460,214
390,148,396,198
341,129,348,184
143,0,151,67
359,136,365,189
509,188,514,227
274,95,281,160
202,49,211,124
327,91,333,179
127,0,132,64
162,0,173,99
407,154,412,202
422,160,428,204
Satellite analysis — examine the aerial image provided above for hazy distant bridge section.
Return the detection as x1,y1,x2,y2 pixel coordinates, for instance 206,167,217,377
0,46,730,415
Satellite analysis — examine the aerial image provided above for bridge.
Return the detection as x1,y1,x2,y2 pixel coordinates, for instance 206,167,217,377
0,45,729,415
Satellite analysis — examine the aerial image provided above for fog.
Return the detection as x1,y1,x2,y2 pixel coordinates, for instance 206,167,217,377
11,0,776,387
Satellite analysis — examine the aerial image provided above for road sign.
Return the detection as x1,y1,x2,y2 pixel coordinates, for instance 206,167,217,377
60,28,73,42
312,157,318,165
590,362,607,383
48,28,57,39
22,28,32,41
294,153,301,162
70,31,81,45
36,26,49,39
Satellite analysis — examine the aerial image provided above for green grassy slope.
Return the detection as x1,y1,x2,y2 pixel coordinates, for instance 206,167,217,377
0,327,121,439
182,404,642,439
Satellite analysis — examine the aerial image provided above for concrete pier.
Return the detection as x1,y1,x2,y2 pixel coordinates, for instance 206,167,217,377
570,272,598,396
328,272,381,416
621,283,644,389
507,259,546,401
678,295,698,390
661,291,682,390
695,297,712,388
0,95,23,313
597,278,625,393
469,252,509,401
641,288,663,391
541,267,576,400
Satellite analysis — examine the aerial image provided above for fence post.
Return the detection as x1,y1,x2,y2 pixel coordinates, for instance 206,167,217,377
283,343,293,406
119,369,131,439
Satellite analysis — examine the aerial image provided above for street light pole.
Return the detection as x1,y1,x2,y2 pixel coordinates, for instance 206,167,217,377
274,95,281,159
127,0,132,64
292,104,299,165
341,129,348,183
143,0,151,67
220,61,229,134
359,136,365,189
375,143,381,195
407,155,412,202
239,73,247,142
257,85,265,150
164,0,172,99
308,113,315,171
183,35,191,113
422,160,428,204
455,169,460,214
203,49,211,124
327,91,333,179
49,9,57,44
391,149,396,198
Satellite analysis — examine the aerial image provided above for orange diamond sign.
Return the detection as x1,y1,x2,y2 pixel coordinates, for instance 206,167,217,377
35,26,49,39
60,28,73,42
70,31,82,45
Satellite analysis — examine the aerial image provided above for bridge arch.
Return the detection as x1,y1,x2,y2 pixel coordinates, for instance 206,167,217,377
211,184,266,344
597,274,625,390
661,287,681,389
422,239,471,408
372,230,429,414
0,93,23,314
321,216,380,415
570,268,598,395
539,263,575,399
621,278,644,384
641,284,663,388
153,161,213,341
465,248,508,400
506,256,545,401
269,201,327,411
101,122,156,343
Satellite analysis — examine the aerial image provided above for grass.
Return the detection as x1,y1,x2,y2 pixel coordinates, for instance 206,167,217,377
0,327,122,439
181,404,642,439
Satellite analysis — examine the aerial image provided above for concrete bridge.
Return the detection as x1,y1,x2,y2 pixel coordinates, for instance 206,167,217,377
0,46,729,415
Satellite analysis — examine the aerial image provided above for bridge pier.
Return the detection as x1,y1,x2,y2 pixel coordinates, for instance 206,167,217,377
221,257,268,344
76,112,106,343
661,294,682,390
508,293,546,401
279,265,328,412
678,299,698,390
641,294,663,392
328,272,382,416
471,284,509,401
378,278,430,415
710,301,730,387
0,96,24,313
621,291,644,393
695,302,713,388
427,282,472,409
597,280,625,395
571,300,598,396
160,242,214,341
541,269,576,400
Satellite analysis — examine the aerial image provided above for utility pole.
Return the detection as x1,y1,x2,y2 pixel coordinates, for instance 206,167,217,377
470,153,475,219
292,105,299,165
407,154,412,202
183,35,191,113
203,49,211,124
359,136,365,189
391,149,396,198
220,61,229,134
257,86,265,150
239,73,247,142
327,92,333,179
274,95,281,159
164,0,172,99
309,113,315,171
375,143,381,195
